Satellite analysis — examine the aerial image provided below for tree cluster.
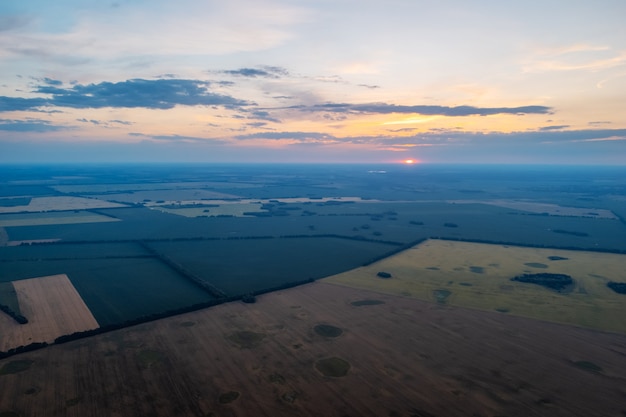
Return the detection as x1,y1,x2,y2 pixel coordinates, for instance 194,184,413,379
0,304,28,324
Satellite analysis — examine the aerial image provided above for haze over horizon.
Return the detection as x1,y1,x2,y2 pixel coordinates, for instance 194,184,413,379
1,1,625,165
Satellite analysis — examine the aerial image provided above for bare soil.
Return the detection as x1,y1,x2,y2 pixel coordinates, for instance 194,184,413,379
0,274,99,351
0,282,625,417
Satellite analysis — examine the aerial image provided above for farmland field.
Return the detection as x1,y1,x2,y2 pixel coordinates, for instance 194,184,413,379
0,210,120,227
0,163,626,416
148,237,400,296
1,255,216,327
0,274,99,351
0,196,126,213
324,239,626,333
1,282,625,416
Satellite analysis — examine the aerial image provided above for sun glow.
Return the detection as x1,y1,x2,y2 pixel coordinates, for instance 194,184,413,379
404,159,416,164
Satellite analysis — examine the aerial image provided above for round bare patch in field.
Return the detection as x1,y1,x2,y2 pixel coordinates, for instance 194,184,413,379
315,357,350,377
313,324,343,338
226,331,266,349
218,391,240,404
350,299,385,306
137,349,165,369
0,360,33,375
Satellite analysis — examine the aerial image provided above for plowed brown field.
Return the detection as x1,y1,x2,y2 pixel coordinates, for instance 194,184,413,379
1,282,625,417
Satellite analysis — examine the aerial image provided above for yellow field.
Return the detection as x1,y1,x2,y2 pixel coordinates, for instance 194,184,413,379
152,202,266,217
0,274,99,351
324,239,626,333
449,199,618,219
0,213,120,227
0,196,126,214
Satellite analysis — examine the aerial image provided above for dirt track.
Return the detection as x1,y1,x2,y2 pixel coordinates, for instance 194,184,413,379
1,281,625,417
0,274,99,351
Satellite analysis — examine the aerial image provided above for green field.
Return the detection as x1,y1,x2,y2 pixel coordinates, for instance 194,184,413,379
1,257,215,327
0,282,20,314
148,237,399,296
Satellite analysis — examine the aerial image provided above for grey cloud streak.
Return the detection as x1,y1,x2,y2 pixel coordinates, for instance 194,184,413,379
292,103,552,117
0,79,249,112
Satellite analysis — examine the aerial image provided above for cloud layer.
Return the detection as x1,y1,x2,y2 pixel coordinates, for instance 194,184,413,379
1,79,248,112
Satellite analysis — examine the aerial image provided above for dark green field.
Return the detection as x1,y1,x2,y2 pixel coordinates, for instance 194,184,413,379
147,237,398,296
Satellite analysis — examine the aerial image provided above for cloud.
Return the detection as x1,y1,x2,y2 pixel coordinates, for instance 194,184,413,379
220,66,289,78
539,125,569,131
232,128,626,152
357,84,381,89
292,103,552,117
0,15,31,32
235,131,337,143
0,79,249,112
129,132,226,144
42,77,63,86
0,118,66,132
0,96,49,112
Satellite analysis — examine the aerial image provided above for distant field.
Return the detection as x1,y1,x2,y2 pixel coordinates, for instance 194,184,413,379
450,199,618,219
0,197,126,213
51,181,263,194
0,211,120,227
151,202,266,217
0,274,99,352
324,239,626,334
93,189,240,203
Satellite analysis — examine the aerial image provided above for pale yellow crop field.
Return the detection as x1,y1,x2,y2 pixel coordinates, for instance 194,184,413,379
0,213,120,227
151,202,266,218
324,239,626,334
0,196,126,213
0,274,99,351
449,199,618,219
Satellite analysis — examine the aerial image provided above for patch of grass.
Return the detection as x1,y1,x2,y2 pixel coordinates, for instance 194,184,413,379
314,324,343,338
269,373,286,384
432,289,452,304
0,282,21,315
226,331,266,349
314,357,350,377
572,360,603,373
0,360,34,375
66,397,83,407
218,391,240,404
524,262,548,269
24,387,41,395
137,349,165,369
350,299,385,306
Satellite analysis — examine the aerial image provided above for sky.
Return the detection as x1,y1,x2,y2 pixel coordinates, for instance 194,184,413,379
1,0,625,164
